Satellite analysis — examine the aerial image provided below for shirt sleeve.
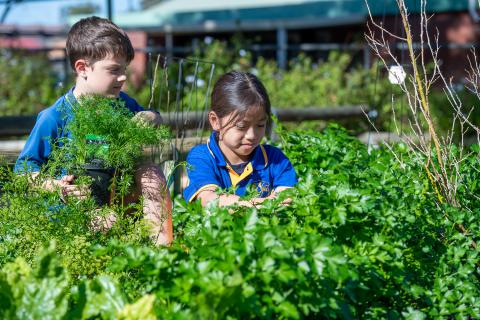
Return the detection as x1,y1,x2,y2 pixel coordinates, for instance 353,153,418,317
14,111,59,173
268,146,298,189
183,146,222,203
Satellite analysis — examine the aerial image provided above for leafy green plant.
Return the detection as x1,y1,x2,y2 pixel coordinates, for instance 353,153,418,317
0,242,157,320
58,95,169,171
0,95,171,278
47,95,170,202
0,49,64,116
2,123,480,318
76,125,479,318
0,242,70,319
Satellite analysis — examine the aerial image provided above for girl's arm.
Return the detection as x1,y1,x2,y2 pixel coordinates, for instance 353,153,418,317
196,186,292,207
195,186,252,207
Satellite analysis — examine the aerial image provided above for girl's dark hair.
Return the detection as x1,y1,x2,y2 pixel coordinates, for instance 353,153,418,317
66,16,134,70
211,71,271,123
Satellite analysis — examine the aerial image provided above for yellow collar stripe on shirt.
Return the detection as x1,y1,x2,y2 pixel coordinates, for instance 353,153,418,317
260,145,268,167
227,162,253,187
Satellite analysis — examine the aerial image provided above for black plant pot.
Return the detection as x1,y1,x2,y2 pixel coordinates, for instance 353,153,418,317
81,160,114,206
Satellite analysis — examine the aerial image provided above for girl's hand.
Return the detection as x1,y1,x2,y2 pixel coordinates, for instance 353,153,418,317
195,186,293,208
250,187,293,206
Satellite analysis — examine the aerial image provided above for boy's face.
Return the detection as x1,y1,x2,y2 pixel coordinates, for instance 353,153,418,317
81,55,128,98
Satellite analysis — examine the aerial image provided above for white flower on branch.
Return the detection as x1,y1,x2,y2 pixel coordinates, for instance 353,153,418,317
388,65,407,85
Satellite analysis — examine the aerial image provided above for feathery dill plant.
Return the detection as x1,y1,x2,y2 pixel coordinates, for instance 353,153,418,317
44,95,170,239
0,95,171,275
59,95,169,169
0,96,169,274
57,94,169,195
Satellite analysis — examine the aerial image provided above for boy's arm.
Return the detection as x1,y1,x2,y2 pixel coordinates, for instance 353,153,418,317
14,112,58,174
15,109,89,200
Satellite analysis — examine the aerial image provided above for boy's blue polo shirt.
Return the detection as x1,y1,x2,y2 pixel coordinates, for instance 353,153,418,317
14,87,144,173
183,131,297,202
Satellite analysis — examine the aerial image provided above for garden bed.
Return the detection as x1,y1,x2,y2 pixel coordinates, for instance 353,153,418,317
1,125,479,318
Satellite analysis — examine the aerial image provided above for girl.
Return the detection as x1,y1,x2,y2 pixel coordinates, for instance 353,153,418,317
183,71,297,206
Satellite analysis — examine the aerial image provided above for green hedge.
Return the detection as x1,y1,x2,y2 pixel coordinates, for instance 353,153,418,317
0,50,63,116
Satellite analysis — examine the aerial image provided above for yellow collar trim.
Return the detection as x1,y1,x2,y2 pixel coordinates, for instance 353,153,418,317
227,162,253,187
260,145,268,167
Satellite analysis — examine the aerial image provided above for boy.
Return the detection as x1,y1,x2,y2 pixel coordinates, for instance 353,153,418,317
15,16,173,246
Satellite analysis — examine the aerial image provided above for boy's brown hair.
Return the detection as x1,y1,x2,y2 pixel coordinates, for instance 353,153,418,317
66,16,134,71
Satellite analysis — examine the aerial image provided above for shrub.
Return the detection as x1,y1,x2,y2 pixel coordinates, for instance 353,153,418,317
0,50,63,116
2,125,479,318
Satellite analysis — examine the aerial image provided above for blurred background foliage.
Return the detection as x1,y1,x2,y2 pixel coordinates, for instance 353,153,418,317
1,40,478,137
0,49,63,116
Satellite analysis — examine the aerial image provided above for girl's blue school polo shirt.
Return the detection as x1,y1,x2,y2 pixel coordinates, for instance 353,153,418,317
14,87,144,173
183,131,297,202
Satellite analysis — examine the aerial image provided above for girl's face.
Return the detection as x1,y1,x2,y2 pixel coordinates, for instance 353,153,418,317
209,106,267,164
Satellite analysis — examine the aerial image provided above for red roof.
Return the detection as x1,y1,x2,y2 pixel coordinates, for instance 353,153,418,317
0,36,43,49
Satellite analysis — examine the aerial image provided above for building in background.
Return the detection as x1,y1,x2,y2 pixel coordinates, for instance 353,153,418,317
2,0,479,85
111,0,480,84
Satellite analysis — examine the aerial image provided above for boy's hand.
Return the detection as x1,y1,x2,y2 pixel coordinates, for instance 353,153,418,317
59,175,90,201
132,111,163,127
41,175,90,201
